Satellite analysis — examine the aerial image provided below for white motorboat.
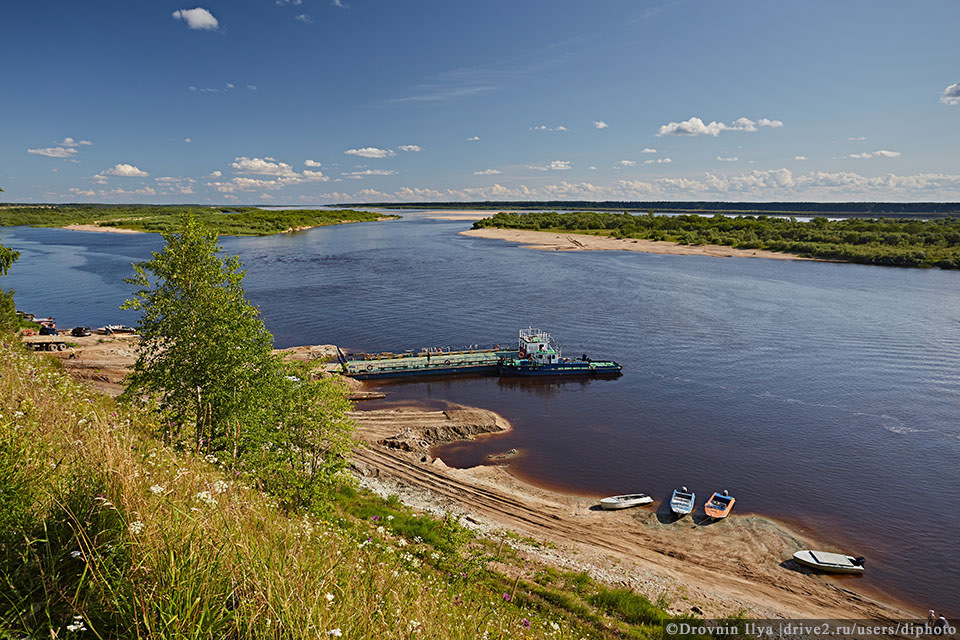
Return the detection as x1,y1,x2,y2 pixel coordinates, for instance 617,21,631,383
792,550,865,574
599,494,653,510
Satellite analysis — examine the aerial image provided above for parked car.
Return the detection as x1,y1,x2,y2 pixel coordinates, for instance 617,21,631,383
39,325,59,336
71,326,92,337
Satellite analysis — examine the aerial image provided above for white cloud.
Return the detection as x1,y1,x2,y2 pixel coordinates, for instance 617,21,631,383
304,159,322,167
276,0,302,5
60,137,92,147
847,136,866,141
295,14,313,24
593,120,609,129
474,169,501,175
939,82,960,105
28,147,77,158
467,136,480,141
589,166,597,171
398,145,421,152
345,147,395,159
657,116,783,137
172,8,219,30
527,160,571,171
332,0,347,7
208,170,222,178
225,83,235,90
530,124,568,132
794,155,807,161
616,160,636,167
102,163,149,177
232,156,297,176
645,157,673,164
641,148,657,153
301,170,329,182
848,150,901,159
247,85,257,91
717,156,738,162
185,138,192,143
343,169,398,179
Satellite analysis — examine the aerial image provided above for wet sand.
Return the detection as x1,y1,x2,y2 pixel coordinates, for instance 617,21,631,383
29,334,918,620
461,227,820,262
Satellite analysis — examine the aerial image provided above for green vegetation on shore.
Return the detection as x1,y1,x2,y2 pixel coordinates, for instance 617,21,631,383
0,205,396,236
474,210,960,269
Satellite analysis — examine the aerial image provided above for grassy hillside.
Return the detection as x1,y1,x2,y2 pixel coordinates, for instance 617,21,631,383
0,205,396,236
0,339,713,639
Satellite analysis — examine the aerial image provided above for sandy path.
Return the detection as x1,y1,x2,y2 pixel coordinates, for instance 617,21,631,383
460,227,819,262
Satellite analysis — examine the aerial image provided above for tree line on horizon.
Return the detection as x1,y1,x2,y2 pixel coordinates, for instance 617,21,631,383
474,210,960,269
358,201,960,216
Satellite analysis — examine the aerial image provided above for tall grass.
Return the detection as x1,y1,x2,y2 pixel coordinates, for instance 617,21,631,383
0,339,684,638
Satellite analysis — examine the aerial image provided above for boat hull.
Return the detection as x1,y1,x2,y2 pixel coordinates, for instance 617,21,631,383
704,493,735,519
793,550,865,574
600,494,653,510
670,490,695,515
498,361,622,377
348,364,499,380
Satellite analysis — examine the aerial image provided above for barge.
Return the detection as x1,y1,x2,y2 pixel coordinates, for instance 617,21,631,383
336,328,621,380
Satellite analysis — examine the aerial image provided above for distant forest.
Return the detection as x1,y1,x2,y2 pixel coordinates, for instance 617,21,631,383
473,210,960,269
364,201,960,217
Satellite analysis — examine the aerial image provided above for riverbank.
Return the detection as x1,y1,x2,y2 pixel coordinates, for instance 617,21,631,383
460,227,819,261
28,334,919,620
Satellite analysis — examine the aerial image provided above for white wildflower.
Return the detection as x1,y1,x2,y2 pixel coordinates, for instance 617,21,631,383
325,592,335,603
326,630,343,637
67,615,88,632
128,520,145,535
397,538,407,547
212,480,228,494
149,484,165,494
386,515,394,521
70,550,83,559
195,491,217,507
376,526,385,534
550,621,560,630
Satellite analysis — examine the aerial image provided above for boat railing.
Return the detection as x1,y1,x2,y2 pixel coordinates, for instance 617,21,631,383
343,343,514,361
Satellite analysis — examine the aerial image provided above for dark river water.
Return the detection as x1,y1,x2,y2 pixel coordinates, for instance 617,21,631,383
2,212,958,615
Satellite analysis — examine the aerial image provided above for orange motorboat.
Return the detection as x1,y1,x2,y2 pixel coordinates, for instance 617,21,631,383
703,490,735,519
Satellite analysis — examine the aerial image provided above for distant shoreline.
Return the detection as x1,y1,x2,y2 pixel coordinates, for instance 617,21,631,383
460,227,820,262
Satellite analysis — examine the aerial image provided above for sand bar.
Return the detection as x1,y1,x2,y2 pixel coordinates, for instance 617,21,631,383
63,223,145,234
461,227,820,261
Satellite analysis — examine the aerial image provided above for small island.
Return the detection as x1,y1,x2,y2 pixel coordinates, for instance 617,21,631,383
0,204,397,236
469,210,960,269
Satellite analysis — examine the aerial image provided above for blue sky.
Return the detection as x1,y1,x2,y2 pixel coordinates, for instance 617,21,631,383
2,0,959,204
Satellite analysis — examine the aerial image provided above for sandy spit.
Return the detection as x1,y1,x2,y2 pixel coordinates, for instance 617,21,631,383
460,227,820,262
63,224,145,234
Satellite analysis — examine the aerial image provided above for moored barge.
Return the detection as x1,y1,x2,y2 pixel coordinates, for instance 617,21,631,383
336,328,622,380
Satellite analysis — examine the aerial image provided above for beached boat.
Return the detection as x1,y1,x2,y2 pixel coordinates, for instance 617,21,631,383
498,328,622,376
792,550,865,574
670,487,695,516
599,494,653,510
703,490,735,519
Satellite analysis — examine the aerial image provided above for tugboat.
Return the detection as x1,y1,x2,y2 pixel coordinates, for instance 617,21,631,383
498,328,622,377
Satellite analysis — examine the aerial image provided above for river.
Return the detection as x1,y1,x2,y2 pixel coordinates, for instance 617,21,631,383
2,211,958,614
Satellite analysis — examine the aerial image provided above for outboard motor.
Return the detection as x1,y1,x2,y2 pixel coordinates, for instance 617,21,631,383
853,556,866,566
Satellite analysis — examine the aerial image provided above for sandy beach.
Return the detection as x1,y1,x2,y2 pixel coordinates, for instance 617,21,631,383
26,333,918,620
63,223,145,234
461,227,820,262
